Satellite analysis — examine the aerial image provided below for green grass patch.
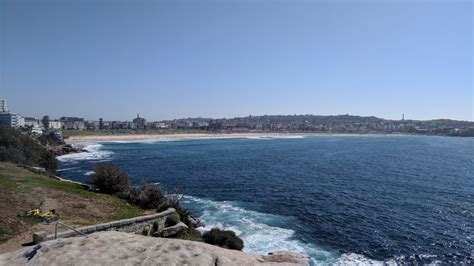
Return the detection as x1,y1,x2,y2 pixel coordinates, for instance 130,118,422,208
18,175,98,198
110,202,143,220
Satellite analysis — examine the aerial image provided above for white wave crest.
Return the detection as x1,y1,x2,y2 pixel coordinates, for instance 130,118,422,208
182,196,336,264
334,253,387,265
57,143,113,162
245,135,306,140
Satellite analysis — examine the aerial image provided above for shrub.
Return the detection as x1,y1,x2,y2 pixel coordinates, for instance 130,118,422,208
127,182,166,209
156,191,194,226
91,164,131,195
202,228,244,251
165,212,181,227
173,227,204,242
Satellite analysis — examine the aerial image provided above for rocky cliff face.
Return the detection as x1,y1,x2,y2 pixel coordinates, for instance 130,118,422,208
0,231,309,265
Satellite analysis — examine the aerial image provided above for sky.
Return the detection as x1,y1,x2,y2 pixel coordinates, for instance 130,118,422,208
0,0,472,121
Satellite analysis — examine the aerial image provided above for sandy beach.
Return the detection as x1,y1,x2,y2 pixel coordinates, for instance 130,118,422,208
65,132,309,143
65,132,411,143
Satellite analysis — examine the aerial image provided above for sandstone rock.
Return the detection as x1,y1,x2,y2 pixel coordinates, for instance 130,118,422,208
263,251,311,264
0,231,309,265
32,231,47,244
187,215,205,228
141,225,151,236
159,221,188,237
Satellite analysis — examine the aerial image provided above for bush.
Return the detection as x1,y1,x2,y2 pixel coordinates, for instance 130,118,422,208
91,164,131,195
127,182,167,209
203,228,244,251
165,212,181,227
0,126,58,172
173,227,204,242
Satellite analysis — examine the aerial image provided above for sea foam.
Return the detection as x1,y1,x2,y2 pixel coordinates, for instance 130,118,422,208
183,196,385,265
182,196,337,264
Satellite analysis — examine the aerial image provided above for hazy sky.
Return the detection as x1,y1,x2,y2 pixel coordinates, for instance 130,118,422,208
0,0,472,121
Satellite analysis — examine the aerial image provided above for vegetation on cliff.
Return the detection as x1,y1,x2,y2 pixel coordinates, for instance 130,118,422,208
0,126,58,173
90,164,245,250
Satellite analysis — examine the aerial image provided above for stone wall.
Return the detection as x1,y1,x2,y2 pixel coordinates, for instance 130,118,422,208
38,208,176,242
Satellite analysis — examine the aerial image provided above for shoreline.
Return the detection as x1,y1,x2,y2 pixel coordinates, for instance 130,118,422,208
65,132,414,143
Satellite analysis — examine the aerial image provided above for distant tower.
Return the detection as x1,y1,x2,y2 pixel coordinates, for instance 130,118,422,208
402,114,405,121
99,118,103,130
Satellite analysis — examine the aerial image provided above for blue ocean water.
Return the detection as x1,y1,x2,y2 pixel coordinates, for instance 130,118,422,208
57,136,474,264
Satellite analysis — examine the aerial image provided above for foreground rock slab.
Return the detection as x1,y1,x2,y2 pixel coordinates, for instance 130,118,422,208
0,231,309,265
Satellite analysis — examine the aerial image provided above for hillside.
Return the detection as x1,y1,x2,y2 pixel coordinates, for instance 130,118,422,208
0,162,143,253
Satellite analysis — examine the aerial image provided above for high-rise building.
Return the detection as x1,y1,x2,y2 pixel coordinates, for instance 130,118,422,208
0,99,8,113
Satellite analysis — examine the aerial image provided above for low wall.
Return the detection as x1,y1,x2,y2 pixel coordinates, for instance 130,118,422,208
42,208,176,241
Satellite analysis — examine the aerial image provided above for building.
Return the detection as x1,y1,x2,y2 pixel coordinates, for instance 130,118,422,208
49,120,64,130
0,100,8,113
24,117,39,127
0,113,24,128
132,114,146,129
60,117,85,130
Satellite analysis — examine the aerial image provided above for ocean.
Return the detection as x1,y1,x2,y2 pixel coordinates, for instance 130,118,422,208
57,135,474,264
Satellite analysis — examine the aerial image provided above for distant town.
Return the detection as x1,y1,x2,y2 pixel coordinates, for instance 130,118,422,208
1,99,473,137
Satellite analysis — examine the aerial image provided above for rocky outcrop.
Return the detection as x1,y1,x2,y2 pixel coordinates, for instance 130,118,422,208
0,231,309,265
159,221,188,237
49,144,87,156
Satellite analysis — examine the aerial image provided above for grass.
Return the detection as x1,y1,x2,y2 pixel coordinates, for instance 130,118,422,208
19,175,98,198
0,162,144,246
110,203,143,220
0,165,96,198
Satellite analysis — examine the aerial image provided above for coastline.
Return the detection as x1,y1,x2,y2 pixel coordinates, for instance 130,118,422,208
64,132,412,143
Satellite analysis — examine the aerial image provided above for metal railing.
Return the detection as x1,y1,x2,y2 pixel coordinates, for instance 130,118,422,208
54,221,86,239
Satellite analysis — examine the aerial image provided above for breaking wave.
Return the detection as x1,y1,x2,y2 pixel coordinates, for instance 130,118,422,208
57,143,113,162
182,196,382,265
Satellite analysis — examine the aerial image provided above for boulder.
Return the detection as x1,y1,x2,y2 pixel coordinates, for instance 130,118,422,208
159,222,188,237
187,216,205,228
32,231,47,244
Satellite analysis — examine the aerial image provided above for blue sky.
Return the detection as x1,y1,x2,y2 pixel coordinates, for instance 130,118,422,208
0,0,472,121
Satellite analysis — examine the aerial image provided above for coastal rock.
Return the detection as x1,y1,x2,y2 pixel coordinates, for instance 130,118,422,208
263,251,310,264
159,221,188,237
50,144,87,156
0,231,309,265
187,215,205,228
